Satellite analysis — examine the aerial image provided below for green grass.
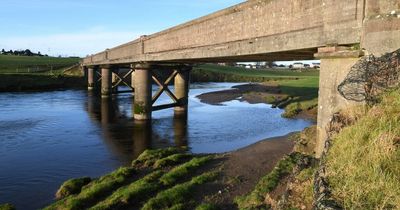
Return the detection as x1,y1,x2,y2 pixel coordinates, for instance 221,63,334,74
277,77,319,118
195,203,219,210
195,64,319,78
235,153,304,209
0,55,80,74
44,149,217,210
326,87,400,209
56,177,91,199
89,170,163,210
132,147,186,167
159,156,212,186
142,171,218,210
0,204,15,210
45,167,135,210
153,153,192,169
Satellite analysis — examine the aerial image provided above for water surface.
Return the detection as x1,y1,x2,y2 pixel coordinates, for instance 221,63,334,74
0,83,312,209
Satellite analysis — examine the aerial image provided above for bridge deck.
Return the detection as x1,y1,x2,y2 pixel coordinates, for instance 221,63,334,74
82,0,365,66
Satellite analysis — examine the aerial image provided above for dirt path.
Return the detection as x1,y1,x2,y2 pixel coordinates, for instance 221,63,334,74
199,134,295,209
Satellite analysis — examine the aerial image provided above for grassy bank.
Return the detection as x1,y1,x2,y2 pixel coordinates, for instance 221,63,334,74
0,55,84,91
325,87,400,209
0,74,85,92
194,64,319,118
44,147,219,210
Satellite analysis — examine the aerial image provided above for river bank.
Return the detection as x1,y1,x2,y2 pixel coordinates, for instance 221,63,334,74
37,133,298,210
197,83,318,120
0,74,86,92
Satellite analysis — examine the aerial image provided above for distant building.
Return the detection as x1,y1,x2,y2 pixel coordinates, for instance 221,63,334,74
292,62,304,69
311,62,321,68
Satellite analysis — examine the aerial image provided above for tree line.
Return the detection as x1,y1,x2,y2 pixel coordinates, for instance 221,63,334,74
0,49,48,57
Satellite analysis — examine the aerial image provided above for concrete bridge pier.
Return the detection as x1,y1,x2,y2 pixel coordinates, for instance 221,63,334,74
314,46,364,157
130,64,135,96
101,65,113,98
133,63,152,121
112,69,119,93
87,66,98,91
174,66,191,116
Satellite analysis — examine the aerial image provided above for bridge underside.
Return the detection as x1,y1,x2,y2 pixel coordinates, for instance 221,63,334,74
152,48,318,63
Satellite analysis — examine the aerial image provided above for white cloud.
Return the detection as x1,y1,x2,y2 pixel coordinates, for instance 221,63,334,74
0,27,147,57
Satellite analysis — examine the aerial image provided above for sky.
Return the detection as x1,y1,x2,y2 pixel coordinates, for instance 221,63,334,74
0,0,245,57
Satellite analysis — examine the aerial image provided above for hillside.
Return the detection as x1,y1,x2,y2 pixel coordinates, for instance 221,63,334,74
0,55,80,74
0,55,83,91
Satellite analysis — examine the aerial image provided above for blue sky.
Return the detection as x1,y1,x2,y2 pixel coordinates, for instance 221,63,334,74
0,0,244,56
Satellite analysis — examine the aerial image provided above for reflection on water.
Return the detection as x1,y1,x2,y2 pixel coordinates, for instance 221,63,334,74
0,83,312,209
84,92,189,160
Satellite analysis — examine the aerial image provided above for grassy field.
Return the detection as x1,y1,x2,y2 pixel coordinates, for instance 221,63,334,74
0,55,84,91
194,64,320,118
194,64,319,78
0,55,80,74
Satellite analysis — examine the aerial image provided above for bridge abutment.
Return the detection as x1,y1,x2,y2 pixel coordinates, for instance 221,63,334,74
314,46,364,157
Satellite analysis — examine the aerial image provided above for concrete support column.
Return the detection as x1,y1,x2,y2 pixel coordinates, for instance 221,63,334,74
101,66,112,98
87,67,95,90
133,63,152,121
314,46,364,157
112,69,119,93
130,64,135,96
174,67,191,115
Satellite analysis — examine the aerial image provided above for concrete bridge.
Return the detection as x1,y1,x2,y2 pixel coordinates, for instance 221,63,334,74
81,0,400,156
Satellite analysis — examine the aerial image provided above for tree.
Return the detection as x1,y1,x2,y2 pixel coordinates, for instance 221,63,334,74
265,61,276,68
24,49,33,56
1,49,5,54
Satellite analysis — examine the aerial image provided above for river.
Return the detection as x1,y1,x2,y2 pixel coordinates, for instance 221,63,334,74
0,83,312,209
